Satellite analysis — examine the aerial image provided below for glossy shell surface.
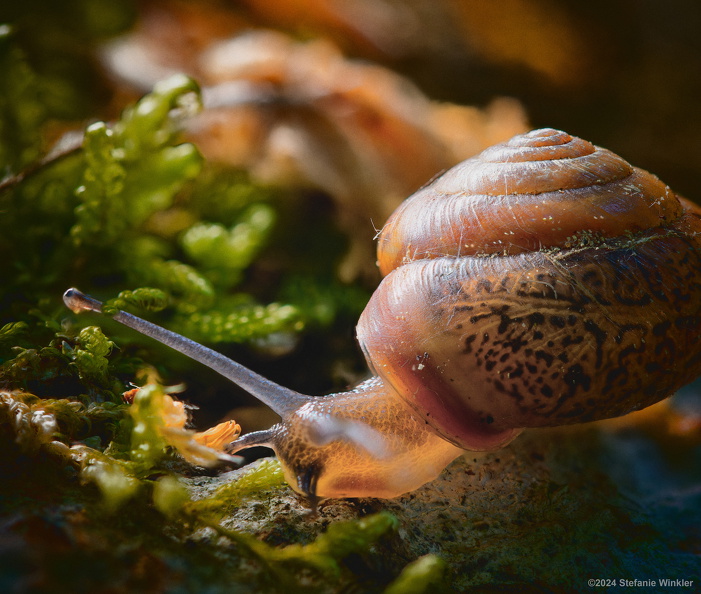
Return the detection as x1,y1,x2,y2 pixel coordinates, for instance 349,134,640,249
357,129,701,450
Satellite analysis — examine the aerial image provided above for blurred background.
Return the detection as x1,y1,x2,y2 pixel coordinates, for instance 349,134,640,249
7,0,701,196
3,0,701,425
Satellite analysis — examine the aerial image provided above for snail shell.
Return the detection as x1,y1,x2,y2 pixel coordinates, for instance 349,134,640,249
359,128,701,450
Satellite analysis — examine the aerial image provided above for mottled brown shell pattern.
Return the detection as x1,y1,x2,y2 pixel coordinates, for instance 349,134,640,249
358,128,701,450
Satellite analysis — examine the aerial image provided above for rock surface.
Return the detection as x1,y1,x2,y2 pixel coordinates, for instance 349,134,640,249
185,395,701,592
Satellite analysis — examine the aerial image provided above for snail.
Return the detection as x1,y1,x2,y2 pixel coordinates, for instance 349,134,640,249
64,128,701,502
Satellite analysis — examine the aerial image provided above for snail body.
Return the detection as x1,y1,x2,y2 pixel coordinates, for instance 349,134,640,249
64,128,701,501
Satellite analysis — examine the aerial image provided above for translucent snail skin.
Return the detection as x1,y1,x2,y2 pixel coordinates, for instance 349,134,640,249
64,129,701,501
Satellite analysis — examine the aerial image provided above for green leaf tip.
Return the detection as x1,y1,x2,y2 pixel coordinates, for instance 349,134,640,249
0,321,28,342
153,73,201,99
82,458,141,511
384,554,447,594
128,383,171,470
105,287,170,314
153,475,190,517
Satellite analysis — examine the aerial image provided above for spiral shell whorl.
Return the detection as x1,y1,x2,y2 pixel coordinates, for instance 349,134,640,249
478,128,596,163
461,128,630,194
377,128,685,275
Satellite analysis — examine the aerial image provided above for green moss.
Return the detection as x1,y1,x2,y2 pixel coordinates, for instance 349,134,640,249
1,0,136,120
0,26,48,173
171,300,303,343
384,555,446,594
270,512,398,576
81,456,141,511
152,475,189,517
69,326,114,385
104,287,169,315
181,204,277,289
70,76,204,248
0,321,28,344
1,69,365,370
189,458,286,517
127,383,172,471
0,7,407,590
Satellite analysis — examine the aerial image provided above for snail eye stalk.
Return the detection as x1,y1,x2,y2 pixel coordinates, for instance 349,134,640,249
62,288,309,417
